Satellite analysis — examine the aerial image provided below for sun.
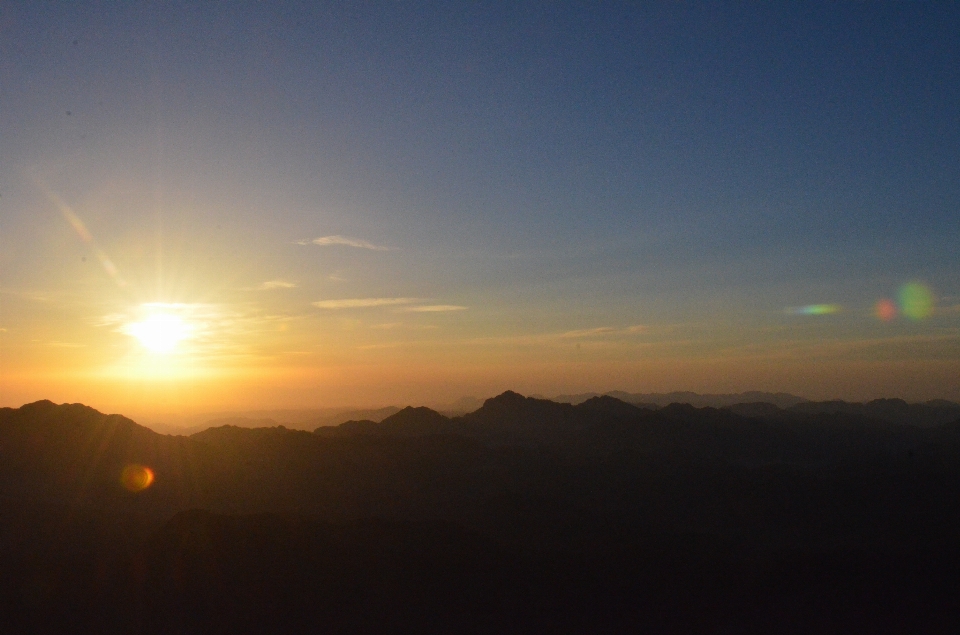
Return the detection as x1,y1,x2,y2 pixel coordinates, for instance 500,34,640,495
125,311,192,353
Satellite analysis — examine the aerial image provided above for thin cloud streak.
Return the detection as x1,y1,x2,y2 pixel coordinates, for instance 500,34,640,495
98,302,293,363
403,305,468,312
561,325,648,338
312,298,417,309
560,327,617,338
370,323,438,330
296,235,390,251
459,325,655,347
258,280,297,290
0,289,55,303
356,342,407,350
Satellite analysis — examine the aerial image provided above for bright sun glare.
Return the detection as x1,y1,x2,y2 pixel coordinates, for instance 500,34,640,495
126,312,192,353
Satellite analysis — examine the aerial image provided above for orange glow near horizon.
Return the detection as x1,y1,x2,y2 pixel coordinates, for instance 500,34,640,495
3,4,959,431
1,236,956,415
5,352,960,425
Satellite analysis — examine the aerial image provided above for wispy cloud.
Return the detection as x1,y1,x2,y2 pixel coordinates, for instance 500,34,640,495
461,324,652,346
403,305,468,312
312,298,417,309
370,322,438,330
560,327,617,338
371,322,404,329
357,342,407,350
0,288,55,303
296,235,390,251
560,325,647,338
89,302,318,369
258,280,297,290
727,332,960,363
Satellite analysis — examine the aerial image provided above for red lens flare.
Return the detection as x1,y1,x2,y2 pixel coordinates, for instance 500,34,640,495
874,298,897,322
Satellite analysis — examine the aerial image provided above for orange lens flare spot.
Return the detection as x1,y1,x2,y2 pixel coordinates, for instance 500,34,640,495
875,298,897,321
121,464,155,492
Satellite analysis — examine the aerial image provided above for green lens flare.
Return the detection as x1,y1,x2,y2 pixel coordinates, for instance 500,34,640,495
898,282,934,320
788,304,840,316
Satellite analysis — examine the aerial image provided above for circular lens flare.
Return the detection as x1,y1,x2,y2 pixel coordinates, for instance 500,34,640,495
875,298,897,321
121,464,155,492
898,282,935,321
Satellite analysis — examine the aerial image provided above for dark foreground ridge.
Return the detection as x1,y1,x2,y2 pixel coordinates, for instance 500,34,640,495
2,394,960,633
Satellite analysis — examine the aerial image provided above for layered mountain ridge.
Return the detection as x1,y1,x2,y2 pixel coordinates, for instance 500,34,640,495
2,392,960,632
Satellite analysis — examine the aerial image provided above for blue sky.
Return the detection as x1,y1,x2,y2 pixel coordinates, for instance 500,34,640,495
2,2,958,412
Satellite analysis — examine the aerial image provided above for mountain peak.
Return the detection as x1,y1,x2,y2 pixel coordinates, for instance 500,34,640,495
20,399,62,412
469,391,574,427
381,406,448,426
16,399,122,422
575,395,641,417
487,390,527,403
476,391,548,414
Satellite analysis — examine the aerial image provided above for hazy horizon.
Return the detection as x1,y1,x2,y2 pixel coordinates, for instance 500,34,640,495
2,3,958,415
10,385,960,432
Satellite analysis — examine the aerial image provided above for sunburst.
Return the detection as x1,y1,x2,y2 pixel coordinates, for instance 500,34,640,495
123,306,194,354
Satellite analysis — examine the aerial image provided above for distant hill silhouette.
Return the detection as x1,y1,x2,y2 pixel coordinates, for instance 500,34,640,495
721,398,960,430
787,397,960,427
148,406,403,436
321,405,451,437
206,415,281,429
553,389,809,408
3,393,960,632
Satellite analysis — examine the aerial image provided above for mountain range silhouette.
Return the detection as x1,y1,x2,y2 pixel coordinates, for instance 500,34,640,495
2,392,960,633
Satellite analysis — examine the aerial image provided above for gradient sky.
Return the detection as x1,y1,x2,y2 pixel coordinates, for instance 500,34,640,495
2,2,959,416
